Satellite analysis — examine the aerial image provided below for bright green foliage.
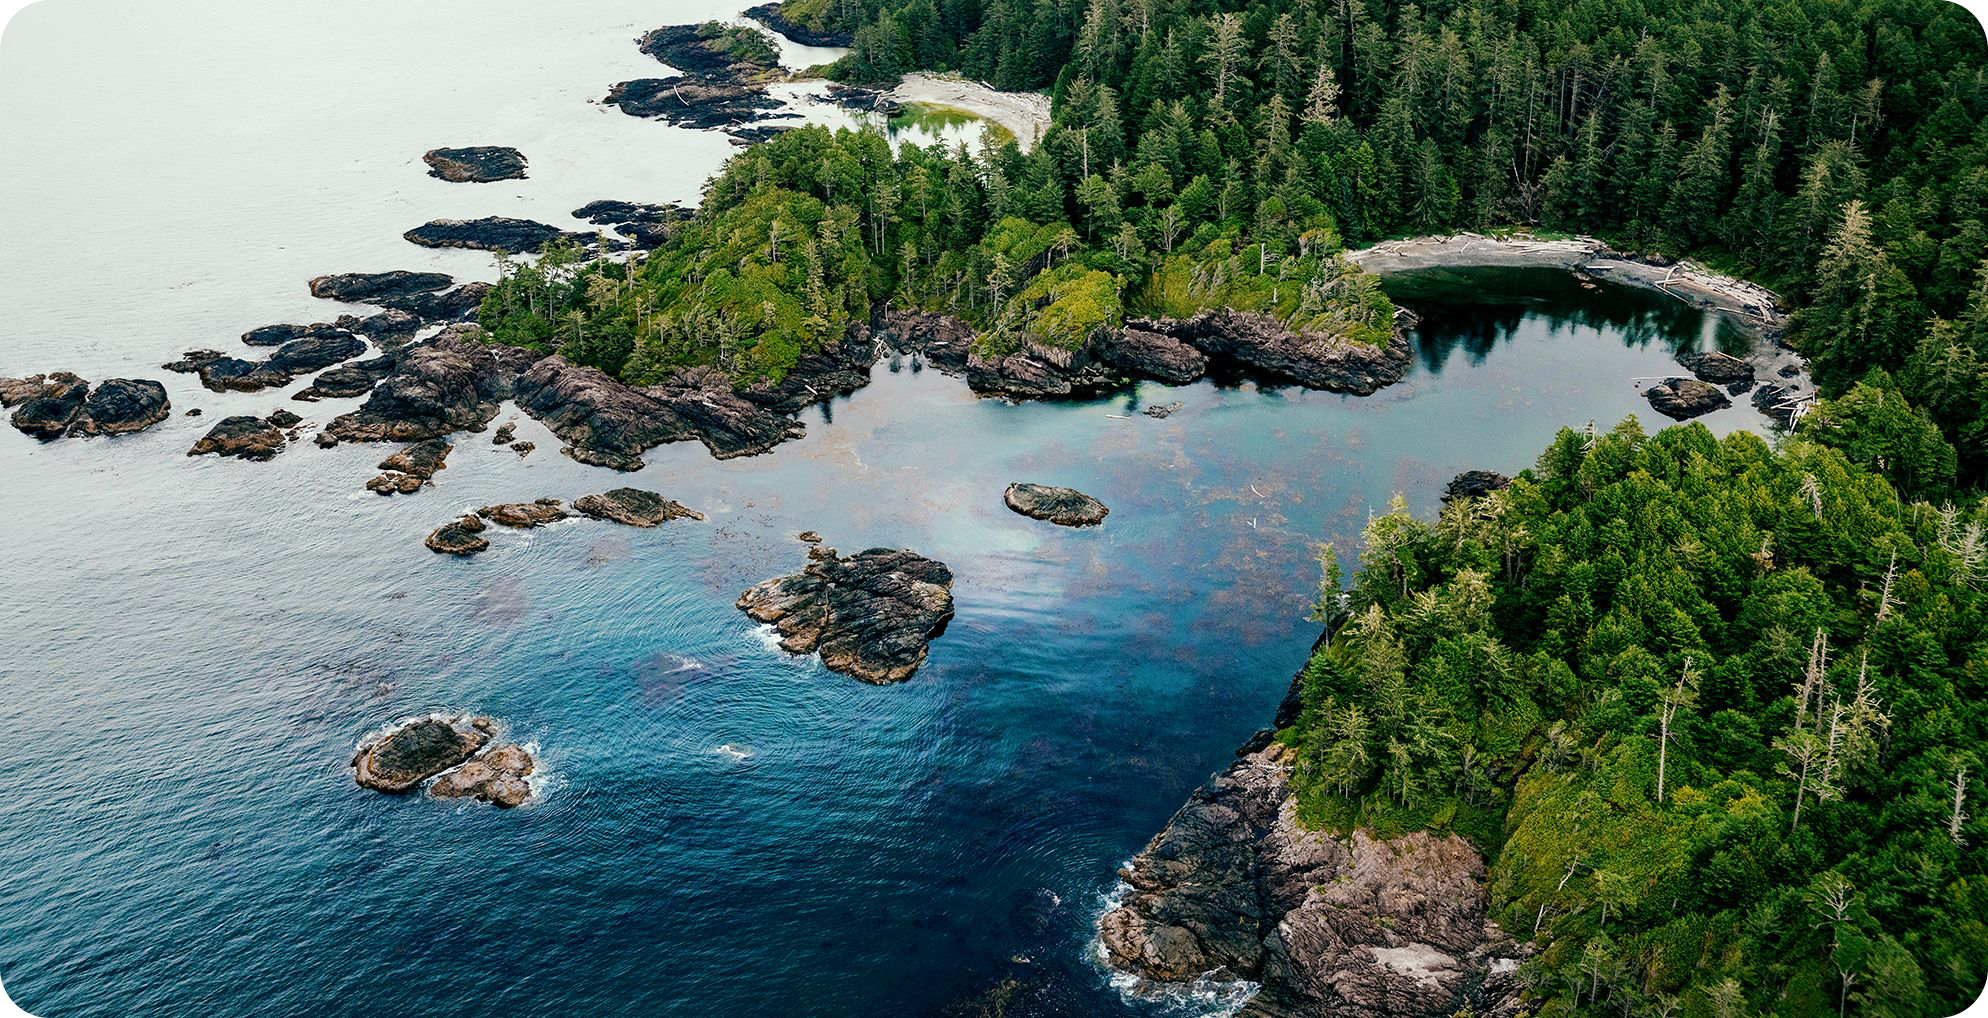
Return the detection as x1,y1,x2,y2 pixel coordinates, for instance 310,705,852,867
1802,373,1959,502
698,21,779,68
1142,235,1393,344
1286,422,1988,1017
984,262,1122,356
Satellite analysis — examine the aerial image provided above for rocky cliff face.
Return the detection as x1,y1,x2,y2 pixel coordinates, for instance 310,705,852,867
1099,734,1528,1018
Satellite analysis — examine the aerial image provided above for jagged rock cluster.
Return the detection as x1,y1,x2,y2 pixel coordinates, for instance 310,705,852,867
423,146,527,183
737,547,956,684
351,714,535,808
367,438,451,495
2,373,170,439
1098,734,1530,1018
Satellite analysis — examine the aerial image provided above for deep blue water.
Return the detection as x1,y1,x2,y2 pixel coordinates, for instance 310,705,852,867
0,262,1776,1017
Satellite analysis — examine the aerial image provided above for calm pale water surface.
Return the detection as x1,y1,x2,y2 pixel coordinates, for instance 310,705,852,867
0,3,1774,1016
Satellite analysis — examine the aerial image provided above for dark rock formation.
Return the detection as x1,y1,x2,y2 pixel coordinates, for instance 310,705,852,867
266,408,301,429
1098,738,1528,1018
428,743,535,807
352,714,494,793
1143,401,1184,419
572,488,704,527
425,514,490,556
510,440,535,456
492,422,516,444
308,270,454,303
423,146,528,183
3,374,168,439
404,217,593,254
966,350,1119,399
728,124,798,146
737,546,956,684
870,310,974,374
170,333,368,393
368,438,451,495
798,530,823,543
637,24,778,83
371,282,493,323
334,309,425,347
1443,470,1512,503
1004,482,1109,527
478,499,573,528
1676,350,1755,388
294,355,397,402
188,414,286,460
1093,326,1208,384
1135,310,1413,395
572,201,691,250
604,77,783,130
1643,377,1732,420
325,326,542,443
744,2,853,47
242,322,352,347
1750,383,1805,426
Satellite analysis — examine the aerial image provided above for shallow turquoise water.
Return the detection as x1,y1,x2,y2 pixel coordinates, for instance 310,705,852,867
0,261,1776,1017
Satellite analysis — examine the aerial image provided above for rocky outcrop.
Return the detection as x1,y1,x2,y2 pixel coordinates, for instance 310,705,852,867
1443,470,1511,503
324,326,542,443
572,488,704,527
1676,350,1755,393
1135,310,1414,395
604,77,784,129
187,414,286,460
1143,401,1184,419
308,270,454,303
1004,482,1109,527
1092,326,1208,385
370,281,493,323
423,146,528,183
294,355,397,401
727,124,798,146
352,714,494,793
1750,382,1806,426
1643,377,1731,420
572,200,691,250
1099,737,1528,1018
404,217,594,254
3,373,170,439
169,333,368,392
425,514,489,556
335,309,425,347
737,546,956,684
428,743,535,807
241,322,352,347
637,23,779,83
744,2,853,47
478,498,572,528
367,438,451,495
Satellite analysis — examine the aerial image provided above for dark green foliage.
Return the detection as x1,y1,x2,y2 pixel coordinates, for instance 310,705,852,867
1286,422,1987,1016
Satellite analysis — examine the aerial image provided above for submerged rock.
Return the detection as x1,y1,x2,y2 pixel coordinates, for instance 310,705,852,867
425,514,489,556
1643,376,1732,420
737,546,956,684
478,498,572,528
352,714,494,793
572,488,704,527
428,743,536,807
1098,737,1528,1018
403,217,593,254
1142,401,1184,419
308,270,454,303
422,146,528,183
188,414,286,460
1443,469,1511,503
1004,483,1109,527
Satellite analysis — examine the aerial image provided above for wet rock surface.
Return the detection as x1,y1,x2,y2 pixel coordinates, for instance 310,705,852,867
188,414,286,460
325,326,542,443
478,498,573,528
737,546,956,684
4,374,171,439
371,282,493,324
1143,401,1184,419
572,488,704,527
1099,737,1527,1018
351,714,494,794
1093,326,1208,385
636,23,779,84
604,77,783,130
403,217,594,254
428,743,536,808
425,514,490,556
1750,382,1807,426
241,322,352,347
572,200,691,250
171,333,369,392
1134,310,1414,395
1643,376,1732,420
1443,470,1512,503
1004,483,1109,527
308,271,454,303
368,438,451,494
743,3,852,47
1676,349,1755,388
294,355,397,402
423,146,527,183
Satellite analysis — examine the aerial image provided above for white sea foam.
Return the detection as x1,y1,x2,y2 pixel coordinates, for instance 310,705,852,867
1086,876,1262,1018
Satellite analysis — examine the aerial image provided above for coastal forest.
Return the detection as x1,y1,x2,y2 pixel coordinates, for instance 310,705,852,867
464,1,1988,1014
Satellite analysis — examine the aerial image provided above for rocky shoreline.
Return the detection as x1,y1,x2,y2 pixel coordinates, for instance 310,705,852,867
737,546,956,683
1097,731,1529,1018
743,2,853,49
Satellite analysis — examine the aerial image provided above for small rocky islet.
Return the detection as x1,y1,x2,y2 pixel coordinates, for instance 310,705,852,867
1003,482,1109,527
2,373,170,439
351,714,536,808
424,488,702,557
737,546,956,684
422,146,527,183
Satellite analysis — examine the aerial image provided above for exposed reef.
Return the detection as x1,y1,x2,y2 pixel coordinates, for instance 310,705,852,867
425,514,490,556
737,546,956,684
604,77,784,130
572,488,704,527
3,373,170,439
308,271,454,303
403,217,595,254
1003,483,1109,527
368,438,451,495
423,146,527,183
1643,376,1732,420
743,2,853,48
187,414,287,460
